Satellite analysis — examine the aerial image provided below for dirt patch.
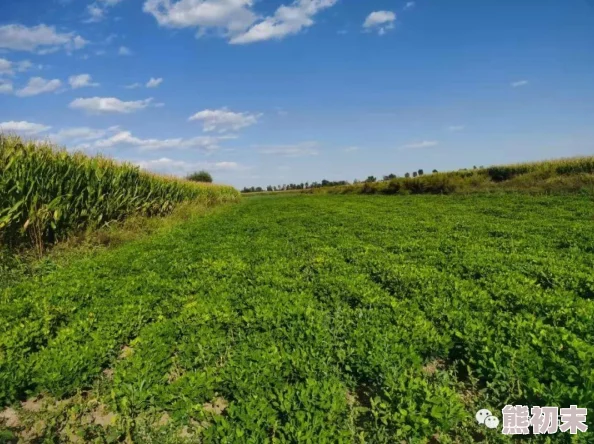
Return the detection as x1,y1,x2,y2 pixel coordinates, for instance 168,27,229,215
178,425,192,438
102,368,114,379
202,397,228,415
156,412,171,427
422,359,445,377
21,397,44,412
91,404,117,427
119,346,134,360
0,407,20,428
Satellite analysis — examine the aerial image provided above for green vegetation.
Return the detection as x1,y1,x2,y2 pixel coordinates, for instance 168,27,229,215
1,194,593,442
242,156,594,196
187,170,213,183
0,136,239,253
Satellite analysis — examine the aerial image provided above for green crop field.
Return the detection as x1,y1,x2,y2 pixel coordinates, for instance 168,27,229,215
1,193,593,443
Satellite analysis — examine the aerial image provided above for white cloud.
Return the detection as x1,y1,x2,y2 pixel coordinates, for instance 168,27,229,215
15,77,62,97
404,2,415,10
69,74,100,89
77,129,235,152
230,0,338,44
16,60,33,72
143,0,337,44
447,125,465,132
257,141,319,157
399,140,439,149
0,59,35,76
118,46,132,55
125,82,142,89
146,77,163,88
85,0,124,22
48,126,118,143
344,146,359,152
0,81,13,94
137,157,245,176
0,120,52,135
86,4,105,22
511,80,529,88
0,24,88,53
69,97,153,114
0,58,13,75
363,11,396,35
143,0,258,36
188,108,261,133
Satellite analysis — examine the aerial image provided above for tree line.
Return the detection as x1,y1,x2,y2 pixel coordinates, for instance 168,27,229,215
241,169,440,193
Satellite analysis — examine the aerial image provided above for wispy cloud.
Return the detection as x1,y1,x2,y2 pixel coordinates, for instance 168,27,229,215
69,97,153,114
399,140,439,149
447,125,465,132
363,11,396,35
15,77,61,97
0,24,88,53
0,80,13,94
85,0,124,23
511,80,529,88
404,2,416,11
146,77,163,88
257,141,319,157
73,129,236,153
344,146,359,152
69,73,100,89
137,158,247,176
118,46,132,56
0,120,51,135
189,108,261,133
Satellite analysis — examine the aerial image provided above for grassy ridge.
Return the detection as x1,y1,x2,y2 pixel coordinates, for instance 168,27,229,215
0,135,240,252
245,157,594,196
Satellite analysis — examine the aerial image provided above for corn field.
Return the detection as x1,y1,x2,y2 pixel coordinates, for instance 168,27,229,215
0,135,240,251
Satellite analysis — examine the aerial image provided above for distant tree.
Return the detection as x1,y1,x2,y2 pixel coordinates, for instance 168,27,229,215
383,173,397,181
187,170,213,183
256,187,263,192
473,165,477,170
365,176,377,183
418,169,424,176
353,179,359,184
413,171,418,178
267,185,273,192
405,172,410,178
432,169,438,173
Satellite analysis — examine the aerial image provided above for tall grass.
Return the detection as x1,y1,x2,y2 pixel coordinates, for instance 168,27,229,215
0,135,240,252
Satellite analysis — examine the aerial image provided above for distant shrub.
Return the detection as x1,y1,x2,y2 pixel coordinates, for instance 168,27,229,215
486,165,530,182
187,170,213,183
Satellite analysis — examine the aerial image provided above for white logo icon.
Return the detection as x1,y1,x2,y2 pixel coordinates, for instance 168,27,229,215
476,409,492,425
485,415,500,429
476,409,499,430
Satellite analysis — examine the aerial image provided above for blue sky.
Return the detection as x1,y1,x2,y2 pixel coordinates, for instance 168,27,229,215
1,0,593,188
